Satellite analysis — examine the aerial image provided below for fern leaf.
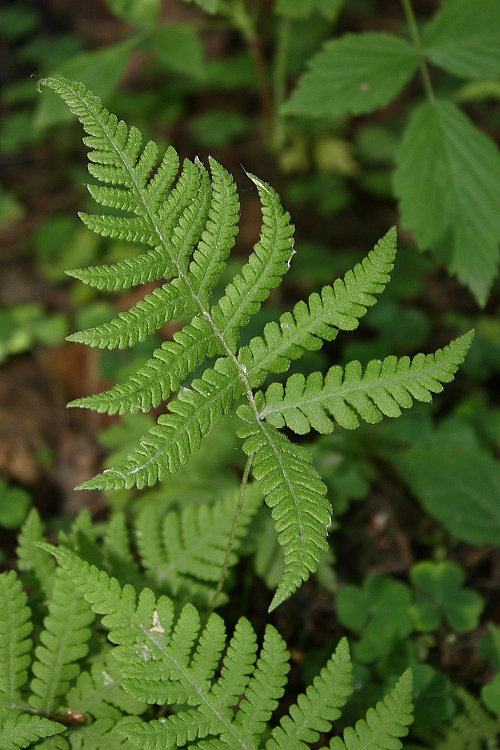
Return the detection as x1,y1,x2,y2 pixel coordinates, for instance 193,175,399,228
103,514,143,590
211,173,294,345
77,358,244,490
256,332,474,434
69,314,218,413
16,508,55,602
426,689,500,750
0,712,65,750
29,568,95,714
265,637,353,749
236,625,290,737
238,228,396,383
0,572,32,706
237,416,330,611
329,670,413,750
67,654,146,721
189,156,240,303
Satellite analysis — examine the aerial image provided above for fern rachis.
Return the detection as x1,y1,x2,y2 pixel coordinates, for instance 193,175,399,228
37,75,473,609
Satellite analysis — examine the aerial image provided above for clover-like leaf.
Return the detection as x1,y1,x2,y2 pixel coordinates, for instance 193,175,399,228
410,561,484,633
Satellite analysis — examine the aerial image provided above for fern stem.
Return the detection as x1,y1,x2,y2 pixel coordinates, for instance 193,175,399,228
400,0,435,103
271,16,291,151
207,453,254,617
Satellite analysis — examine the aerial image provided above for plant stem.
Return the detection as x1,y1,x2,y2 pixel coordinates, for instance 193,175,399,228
207,453,254,618
230,0,274,137
271,16,291,151
400,0,435,103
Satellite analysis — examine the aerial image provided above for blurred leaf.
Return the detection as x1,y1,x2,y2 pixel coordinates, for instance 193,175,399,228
397,445,500,546
480,624,500,669
411,664,456,730
189,109,249,148
276,0,344,20
104,0,161,26
0,6,40,40
284,32,419,117
356,124,399,164
482,674,500,716
151,24,204,77
394,100,500,305
410,561,484,632
0,186,24,228
100,413,155,468
17,34,84,69
35,216,100,282
423,0,500,79
180,0,222,13
286,173,351,215
336,574,414,662
0,481,32,529
35,40,134,128
454,78,500,103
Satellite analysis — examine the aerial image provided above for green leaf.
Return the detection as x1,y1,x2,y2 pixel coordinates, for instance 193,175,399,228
482,673,500,716
0,713,64,750
104,0,161,26
394,100,500,305
423,0,500,79
0,482,31,529
284,32,419,117
397,445,500,546
410,561,484,633
336,575,414,662
151,25,205,77
35,41,134,129
180,0,222,13
0,571,33,704
411,664,455,730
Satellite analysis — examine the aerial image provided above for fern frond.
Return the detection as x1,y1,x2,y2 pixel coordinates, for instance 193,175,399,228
69,314,218,414
238,228,396,383
211,173,294,345
426,689,499,750
256,331,474,435
135,488,262,607
0,572,33,706
103,514,143,591
265,637,352,749
29,568,95,714
16,508,55,602
237,416,330,611
0,712,65,750
329,670,413,750
67,654,146,722
77,358,243,490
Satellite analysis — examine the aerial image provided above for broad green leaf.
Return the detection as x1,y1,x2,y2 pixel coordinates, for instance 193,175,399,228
284,32,419,117
410,561,484,632
412,664,455,730
104,0,161,26
423,0,500,79
482,674,500,716
151,25,205,78
394,100,500,305
397,445,500,546
35,40,134,129
336,575,413,662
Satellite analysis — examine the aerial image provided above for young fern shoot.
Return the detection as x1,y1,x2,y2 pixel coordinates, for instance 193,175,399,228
39,76,473,610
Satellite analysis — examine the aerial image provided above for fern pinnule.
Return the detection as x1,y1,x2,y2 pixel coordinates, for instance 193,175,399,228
256,330,475,435
29,568,95,714
0,572,32,706
265,637,352,749
329,670,413,750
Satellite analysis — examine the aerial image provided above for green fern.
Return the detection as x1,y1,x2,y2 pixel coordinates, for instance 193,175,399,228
418,689,500,750
30,543,413,750
38,75,473,608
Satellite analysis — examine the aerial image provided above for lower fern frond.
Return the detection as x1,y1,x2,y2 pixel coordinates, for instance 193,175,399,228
0,712,65,750
237,415,330,611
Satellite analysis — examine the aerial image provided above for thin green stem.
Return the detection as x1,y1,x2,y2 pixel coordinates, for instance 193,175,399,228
400,0,435,103
271,16,291,151
207,453,254,618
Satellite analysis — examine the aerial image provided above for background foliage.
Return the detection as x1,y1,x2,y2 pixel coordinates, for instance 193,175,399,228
0,0,499,746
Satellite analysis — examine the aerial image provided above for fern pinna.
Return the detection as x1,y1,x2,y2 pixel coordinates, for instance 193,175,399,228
39,75,473,610
0,536,415,750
